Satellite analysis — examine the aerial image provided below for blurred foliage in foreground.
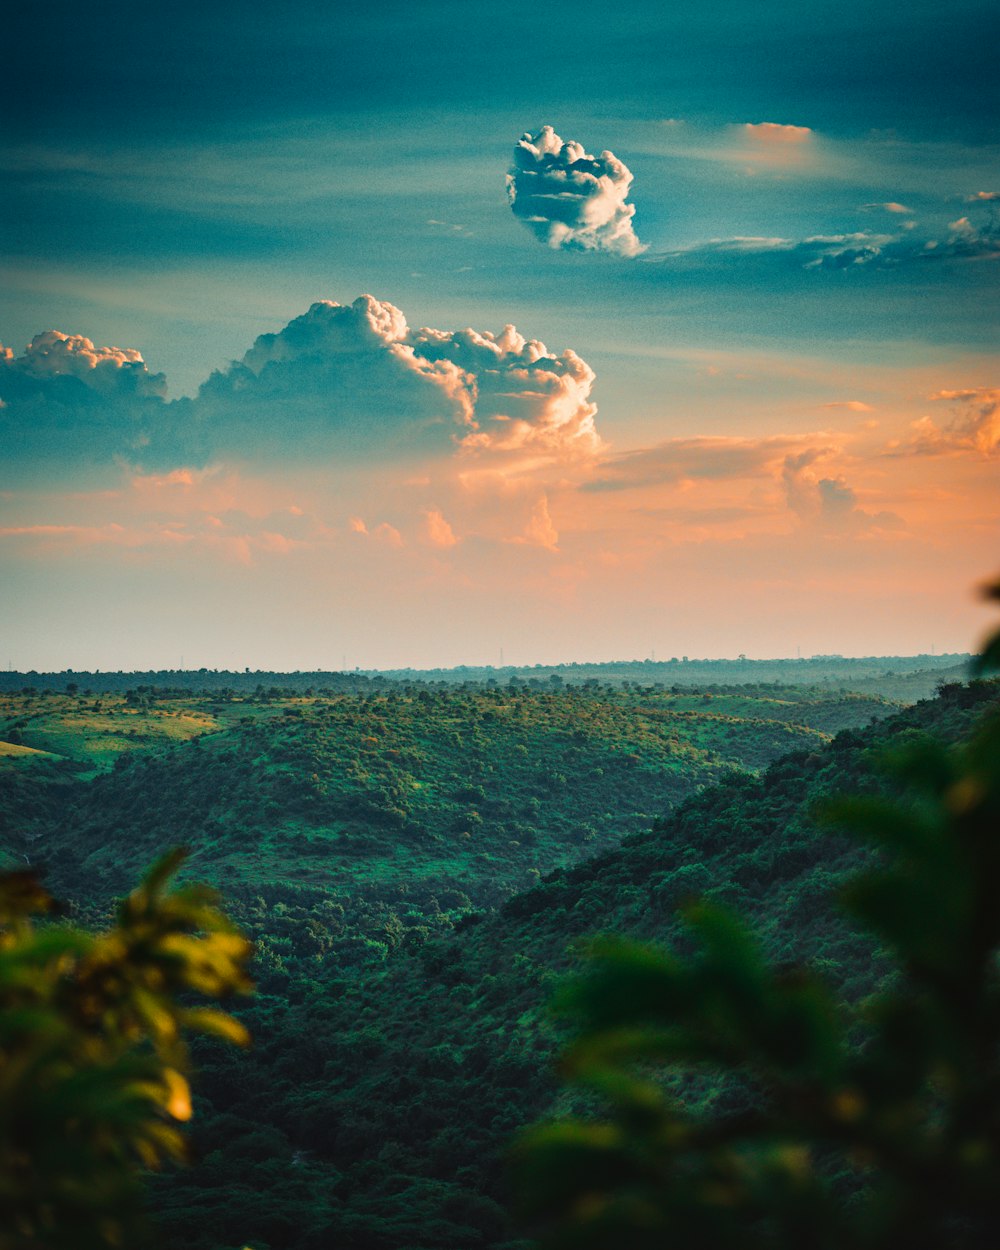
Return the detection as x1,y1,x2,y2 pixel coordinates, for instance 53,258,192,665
516,579,1000,1250
0,849,252,1249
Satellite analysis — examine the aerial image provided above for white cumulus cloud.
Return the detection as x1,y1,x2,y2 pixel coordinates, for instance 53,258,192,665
1,330,166,399
194,295,603,463
0,298,604,476
506,125,644,258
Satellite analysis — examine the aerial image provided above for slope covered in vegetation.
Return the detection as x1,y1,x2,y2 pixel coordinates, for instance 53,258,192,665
3,684,893,969
130,679,997,1250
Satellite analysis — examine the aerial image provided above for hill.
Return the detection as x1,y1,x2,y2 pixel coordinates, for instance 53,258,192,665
3,684,894,970
16,677,994,1250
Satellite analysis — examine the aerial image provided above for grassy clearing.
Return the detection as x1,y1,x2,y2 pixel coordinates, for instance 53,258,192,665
0,740,56,759
0,693,221,769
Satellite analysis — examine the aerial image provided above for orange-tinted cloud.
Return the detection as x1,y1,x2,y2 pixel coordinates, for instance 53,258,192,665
888,388,1000,458
744,122,813,143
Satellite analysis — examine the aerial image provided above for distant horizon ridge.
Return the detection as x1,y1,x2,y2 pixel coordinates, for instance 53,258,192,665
0,651,971,680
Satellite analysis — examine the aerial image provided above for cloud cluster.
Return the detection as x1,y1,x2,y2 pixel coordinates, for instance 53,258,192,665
506,125,644,257
193,295,602,462
1,297,603,476
0,331,167,470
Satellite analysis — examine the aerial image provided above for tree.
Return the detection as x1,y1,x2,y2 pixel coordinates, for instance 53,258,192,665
0,849,253,1249
515,579,1000,1249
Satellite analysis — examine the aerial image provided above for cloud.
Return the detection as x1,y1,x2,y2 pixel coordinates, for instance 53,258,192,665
0,331,168,470
192,295,603,464
2,296,603,474
965,191,1000,203
822,401,875,412
891,388,1000,458
509,496,559,552
506,125,644,257
743,122,812,143
659,210,1000,271
3,331,167,397
584,433,827,493
942,215,1000,257
658,231,893,268
350,517,404,547
782,450,902,532
0,521,192,550
422,507,459,548
861,202,913,214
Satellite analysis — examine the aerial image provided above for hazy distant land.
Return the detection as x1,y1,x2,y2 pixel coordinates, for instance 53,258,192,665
0,650,970,705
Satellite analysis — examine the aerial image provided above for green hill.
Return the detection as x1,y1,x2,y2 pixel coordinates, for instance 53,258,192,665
134,683,1000,1246
15,685,975,1250
8,678,995,1248
4,684,894,961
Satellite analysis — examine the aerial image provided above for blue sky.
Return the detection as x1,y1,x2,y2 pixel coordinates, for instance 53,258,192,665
1,0,998,668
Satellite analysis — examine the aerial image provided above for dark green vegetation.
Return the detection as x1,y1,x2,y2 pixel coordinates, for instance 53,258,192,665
2,683,892,971
516,598,1000,1250
0,853,251,1250
2,671,997,1249
517,700,1000,1248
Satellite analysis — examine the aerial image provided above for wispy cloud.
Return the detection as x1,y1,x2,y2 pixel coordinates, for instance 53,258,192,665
743,121,812,143
654,205,999,271
861,201,914,214
583,433,833,493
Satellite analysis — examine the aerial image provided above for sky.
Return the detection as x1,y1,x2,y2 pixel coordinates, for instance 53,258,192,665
1,0,998,670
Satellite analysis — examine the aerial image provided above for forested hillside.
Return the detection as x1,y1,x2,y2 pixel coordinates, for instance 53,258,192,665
1,684,892,971
113,678,992,1250
4,678,991,1249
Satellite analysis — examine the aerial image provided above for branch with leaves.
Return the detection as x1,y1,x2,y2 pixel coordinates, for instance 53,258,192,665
0,848,253,1250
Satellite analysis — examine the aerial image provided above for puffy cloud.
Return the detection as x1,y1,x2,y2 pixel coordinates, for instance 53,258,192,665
194,295,602,463
506,125,644,258
965,191,1000,203
3,297,603,473
892,389,1000,458
0,331,167,471
4,331,166,397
